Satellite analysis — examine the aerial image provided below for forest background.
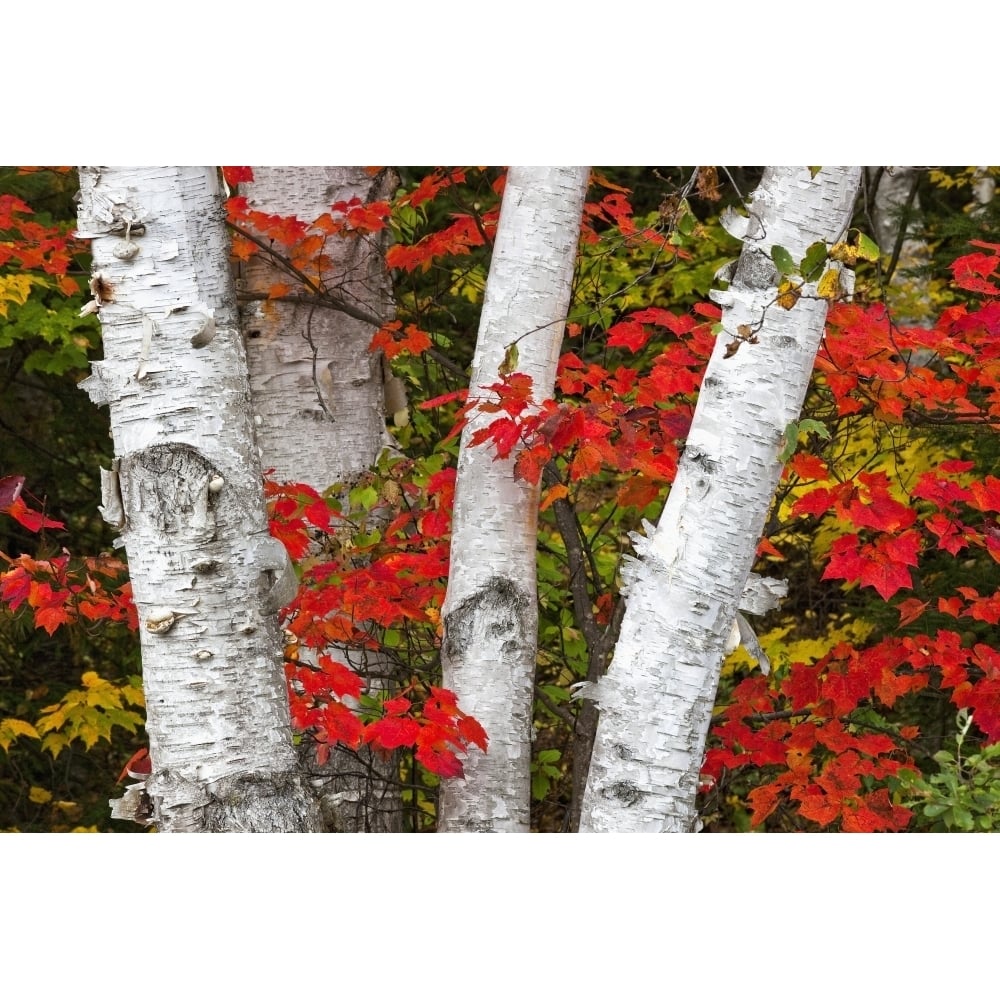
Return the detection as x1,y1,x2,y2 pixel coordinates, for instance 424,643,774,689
5,5,998,997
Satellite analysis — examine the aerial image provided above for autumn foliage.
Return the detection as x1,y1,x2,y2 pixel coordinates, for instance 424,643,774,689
3,166,1000,831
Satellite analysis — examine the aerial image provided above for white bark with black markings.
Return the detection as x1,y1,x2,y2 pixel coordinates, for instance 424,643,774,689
238,166,403,831
78,166,322,832
438,166,589,832
579,166,862,833
239,166,398,488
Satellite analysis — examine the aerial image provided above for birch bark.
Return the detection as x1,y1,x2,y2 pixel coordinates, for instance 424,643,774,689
868,166,932,326
237,166,402,831
579,166,862,833
77,166,322,832
238,166,397,487
437,166,589,832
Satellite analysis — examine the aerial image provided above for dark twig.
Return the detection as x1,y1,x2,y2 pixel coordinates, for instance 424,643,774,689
883,171,922,287
534,684,576,728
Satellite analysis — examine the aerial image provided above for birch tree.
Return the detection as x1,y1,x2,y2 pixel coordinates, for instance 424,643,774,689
867,166,933,326
438,165,589,832
578,166,862,833
237,166,398,488
76,166,322,832
237,166,403,831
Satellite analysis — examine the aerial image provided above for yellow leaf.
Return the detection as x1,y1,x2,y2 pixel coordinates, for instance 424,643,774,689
0,273,39,311
776,280,801,310
29,786,53,804
35,707,67,734
1,717,40,741
498,342,519,377
87,687,122,710
79,723,101,750
41,732,69,759
828,240,857,265
122,681,145,708
817,267,842,300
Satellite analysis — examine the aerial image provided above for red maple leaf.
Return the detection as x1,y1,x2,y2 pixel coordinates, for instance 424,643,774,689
365,716,421,751
606,319,651,353
822,531,921,601
3,497,64,533
415,742,464,779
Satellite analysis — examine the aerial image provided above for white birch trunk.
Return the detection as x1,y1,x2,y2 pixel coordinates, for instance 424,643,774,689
238,166,402,831
578,166,862,833
239,166,397,487
438,166,589,832
971,167,995,215
77,166,322,832
869,166,932,326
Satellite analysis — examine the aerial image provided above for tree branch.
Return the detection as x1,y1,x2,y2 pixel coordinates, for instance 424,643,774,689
230,221,387,328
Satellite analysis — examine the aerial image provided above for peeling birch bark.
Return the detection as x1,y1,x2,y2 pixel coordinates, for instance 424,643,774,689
578,166,862,833
438,166,589,832
78,166,322,832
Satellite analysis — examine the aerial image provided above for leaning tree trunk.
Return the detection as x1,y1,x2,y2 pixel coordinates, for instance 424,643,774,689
579,166,862,833
77,166,322,832
237,166,403,832
438,165,589,832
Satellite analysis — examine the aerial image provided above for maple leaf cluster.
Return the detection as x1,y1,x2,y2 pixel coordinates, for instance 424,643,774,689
265,466,489,779
0,549,135,636
450,304,719,509
0,191,81,295
697,242,1000,830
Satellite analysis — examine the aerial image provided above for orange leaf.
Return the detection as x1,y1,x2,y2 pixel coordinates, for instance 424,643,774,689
896,598,928,628
540,483,569,512
616,475,661,510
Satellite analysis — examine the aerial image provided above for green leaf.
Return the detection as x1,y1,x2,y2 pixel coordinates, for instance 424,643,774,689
532,771,550,800
952,805,974,831
808,167,822,179
539,683,569,704
922,801,950,818
801,241,829,279
797,419,831,440
778,421,799,464
349,484,379,511
771,245,796,276
856,233,880,262
498,342,519,377
677,206,696,237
